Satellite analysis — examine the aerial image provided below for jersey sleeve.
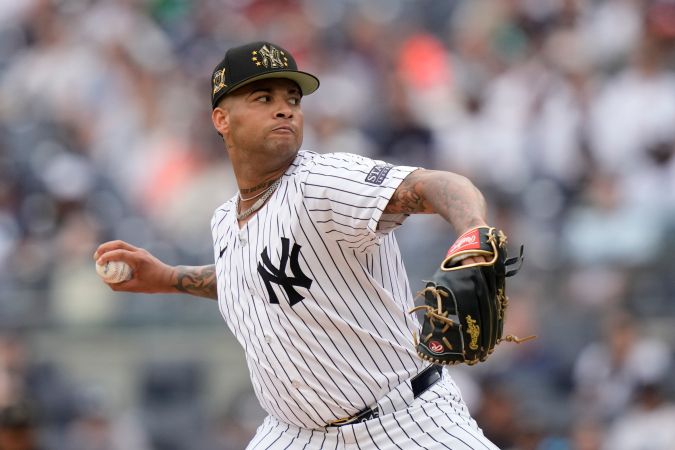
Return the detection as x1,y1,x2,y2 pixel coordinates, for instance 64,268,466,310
302,152,418,252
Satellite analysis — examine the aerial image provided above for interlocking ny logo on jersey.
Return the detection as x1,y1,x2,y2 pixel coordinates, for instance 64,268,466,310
258,237,312,306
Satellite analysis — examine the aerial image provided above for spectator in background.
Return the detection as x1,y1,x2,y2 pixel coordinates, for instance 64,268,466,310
572,310,672,423
0,401,38,450
569,419,604,450
561,172,664,268
474,383,520,449
602,381,675,450
589,0,675,214
0,336,26,409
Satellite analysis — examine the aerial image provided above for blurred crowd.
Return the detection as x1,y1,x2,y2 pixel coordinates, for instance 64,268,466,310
1,0,675,449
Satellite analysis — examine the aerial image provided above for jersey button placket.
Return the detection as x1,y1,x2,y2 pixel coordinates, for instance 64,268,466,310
239,232,247,246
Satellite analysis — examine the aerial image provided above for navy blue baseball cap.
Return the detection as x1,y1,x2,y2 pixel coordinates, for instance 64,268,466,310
211,41,320,109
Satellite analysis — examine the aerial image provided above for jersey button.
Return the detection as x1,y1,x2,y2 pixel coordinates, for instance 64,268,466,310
291,380,301,389
239,236,247,246
264,335,272,344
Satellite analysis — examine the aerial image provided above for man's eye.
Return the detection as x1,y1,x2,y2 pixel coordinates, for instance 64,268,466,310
256,96,270,103
289,97,301,105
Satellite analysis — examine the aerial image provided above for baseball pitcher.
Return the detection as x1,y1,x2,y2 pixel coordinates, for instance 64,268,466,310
95,41,525,449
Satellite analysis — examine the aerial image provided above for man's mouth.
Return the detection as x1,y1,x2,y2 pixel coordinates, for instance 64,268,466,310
272,126,294,134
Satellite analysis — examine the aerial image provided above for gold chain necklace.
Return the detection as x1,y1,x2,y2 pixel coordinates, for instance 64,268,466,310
236,178,281,220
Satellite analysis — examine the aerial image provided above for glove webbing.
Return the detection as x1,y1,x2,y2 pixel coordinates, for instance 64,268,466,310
410,286,456,351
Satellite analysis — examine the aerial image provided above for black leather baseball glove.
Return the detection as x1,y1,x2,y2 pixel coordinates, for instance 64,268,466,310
410,227,532,365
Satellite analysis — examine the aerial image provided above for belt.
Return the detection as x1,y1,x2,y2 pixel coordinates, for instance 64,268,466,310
327,365,442,427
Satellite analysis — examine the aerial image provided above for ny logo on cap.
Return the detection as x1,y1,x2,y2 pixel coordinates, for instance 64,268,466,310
212,68,227,95
251,44,288,69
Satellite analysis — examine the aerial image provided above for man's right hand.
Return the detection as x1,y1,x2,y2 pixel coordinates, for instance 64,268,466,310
94,240,177,294
93,241,218,300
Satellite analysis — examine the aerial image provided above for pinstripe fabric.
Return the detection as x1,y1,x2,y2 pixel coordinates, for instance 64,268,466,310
247,371,498,449
212,150,496,448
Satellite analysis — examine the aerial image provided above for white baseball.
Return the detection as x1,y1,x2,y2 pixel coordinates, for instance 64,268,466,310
96,260,133,284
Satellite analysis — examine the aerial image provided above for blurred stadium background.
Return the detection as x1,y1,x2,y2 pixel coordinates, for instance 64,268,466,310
1,0,674,449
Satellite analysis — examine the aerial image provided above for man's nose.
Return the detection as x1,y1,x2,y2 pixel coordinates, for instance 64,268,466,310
274,100,293,118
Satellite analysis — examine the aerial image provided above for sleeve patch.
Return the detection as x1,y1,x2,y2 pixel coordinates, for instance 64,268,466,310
365,164,392,185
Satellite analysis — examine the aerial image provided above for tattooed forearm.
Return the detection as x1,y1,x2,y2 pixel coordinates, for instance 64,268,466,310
384,169,487,232
172,264,218,300
385,170,435,214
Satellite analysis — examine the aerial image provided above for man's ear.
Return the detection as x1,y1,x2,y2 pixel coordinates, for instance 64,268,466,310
212,105,229,137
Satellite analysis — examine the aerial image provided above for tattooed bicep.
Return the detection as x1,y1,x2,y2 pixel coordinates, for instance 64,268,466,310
384,169,435,214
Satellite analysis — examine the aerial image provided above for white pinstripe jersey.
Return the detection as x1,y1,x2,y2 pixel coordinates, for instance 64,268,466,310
211,150,429,429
